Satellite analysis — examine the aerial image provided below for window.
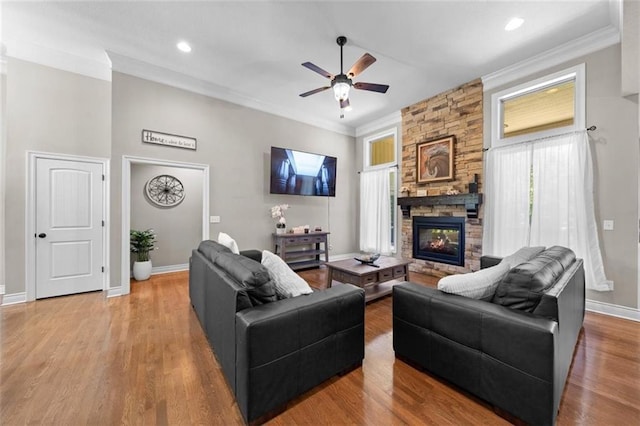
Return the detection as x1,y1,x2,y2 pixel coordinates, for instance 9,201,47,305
491,64,585,147
363,129,398,252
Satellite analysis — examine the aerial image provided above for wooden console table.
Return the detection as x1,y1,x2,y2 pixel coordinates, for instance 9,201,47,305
273,231,330,270
325,256,411,302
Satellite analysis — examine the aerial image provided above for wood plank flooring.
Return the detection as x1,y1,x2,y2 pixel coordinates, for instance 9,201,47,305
1,269,639,425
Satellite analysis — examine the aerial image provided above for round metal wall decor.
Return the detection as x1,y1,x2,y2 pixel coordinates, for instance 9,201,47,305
145,175,185,207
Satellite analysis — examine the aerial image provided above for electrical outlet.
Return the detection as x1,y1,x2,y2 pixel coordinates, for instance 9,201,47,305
329,245,333,251
603,220,614,231
210,216,221,223
417,189,427,197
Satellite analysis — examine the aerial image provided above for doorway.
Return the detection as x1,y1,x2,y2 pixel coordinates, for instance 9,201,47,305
121,156,209,295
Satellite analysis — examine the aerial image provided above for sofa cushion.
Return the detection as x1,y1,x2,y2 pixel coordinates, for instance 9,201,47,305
214,252,277,305
501,246,546,268
198,240,232,262
492,246,576,312
218,232,240,254
261,250,313,299
437,262,510,300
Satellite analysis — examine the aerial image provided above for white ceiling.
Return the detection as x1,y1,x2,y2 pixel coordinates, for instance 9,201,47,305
1,1,619,135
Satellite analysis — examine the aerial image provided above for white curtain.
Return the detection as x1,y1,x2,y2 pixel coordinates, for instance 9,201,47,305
482,142,533,256
530,132,612,291
359,169,392,254
484,131,611,291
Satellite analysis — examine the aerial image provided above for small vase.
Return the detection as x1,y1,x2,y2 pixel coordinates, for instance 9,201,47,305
133,260,152,281
276,226,286,235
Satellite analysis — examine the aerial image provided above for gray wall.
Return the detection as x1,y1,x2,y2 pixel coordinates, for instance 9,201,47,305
111,72,357,288
3,61,357,296
130,164,203,269
5,58,112,295
483,44,639,309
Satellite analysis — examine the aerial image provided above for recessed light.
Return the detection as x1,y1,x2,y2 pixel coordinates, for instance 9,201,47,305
177,41,192,53
505,17,524,31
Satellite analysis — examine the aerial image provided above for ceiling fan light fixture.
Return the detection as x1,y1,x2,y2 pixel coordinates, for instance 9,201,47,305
333,81,350,102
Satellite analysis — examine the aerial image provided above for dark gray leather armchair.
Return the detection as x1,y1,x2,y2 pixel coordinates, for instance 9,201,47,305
393,248,585,425
190,241,365,424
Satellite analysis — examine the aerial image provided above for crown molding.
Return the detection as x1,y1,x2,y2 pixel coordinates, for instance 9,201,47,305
355,111,402,138
482,25,620,92
107,51,355,137
4,40,111,82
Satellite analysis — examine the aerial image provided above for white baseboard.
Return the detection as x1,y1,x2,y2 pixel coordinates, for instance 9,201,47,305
328,252,359,262
151,263,189,275
586,299,640,322
106,286,123,298
1,292,27,306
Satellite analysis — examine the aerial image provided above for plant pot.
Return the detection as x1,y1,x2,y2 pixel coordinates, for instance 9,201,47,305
276,227,286,235
133,260,152,281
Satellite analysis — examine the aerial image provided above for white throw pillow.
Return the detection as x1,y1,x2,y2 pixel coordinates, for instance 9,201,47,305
501,246,545,268
218,232,240,255
261,250,313,298
437,262,510,300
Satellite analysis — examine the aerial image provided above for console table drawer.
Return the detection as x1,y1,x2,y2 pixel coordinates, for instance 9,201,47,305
393,266,407,278
378,269,393,282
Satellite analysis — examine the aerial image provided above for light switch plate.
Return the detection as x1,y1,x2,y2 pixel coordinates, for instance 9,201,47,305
210,216,221,223
603,220,614,231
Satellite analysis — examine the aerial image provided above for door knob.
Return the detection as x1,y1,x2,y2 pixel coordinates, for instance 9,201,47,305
38,233,47,238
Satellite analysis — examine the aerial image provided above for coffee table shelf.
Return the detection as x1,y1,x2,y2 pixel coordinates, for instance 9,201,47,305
325,256,411,303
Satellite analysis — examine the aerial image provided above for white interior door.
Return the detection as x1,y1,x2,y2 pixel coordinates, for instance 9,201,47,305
36,158,104,298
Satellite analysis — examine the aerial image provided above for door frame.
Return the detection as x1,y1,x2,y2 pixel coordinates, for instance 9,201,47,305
120,156,209,295
26,151,110,302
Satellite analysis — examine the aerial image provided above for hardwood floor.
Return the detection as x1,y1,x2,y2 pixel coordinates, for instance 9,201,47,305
1,269,639,425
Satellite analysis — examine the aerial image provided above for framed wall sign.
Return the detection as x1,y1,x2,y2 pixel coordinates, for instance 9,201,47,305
142,129,197,150
416,135,455,183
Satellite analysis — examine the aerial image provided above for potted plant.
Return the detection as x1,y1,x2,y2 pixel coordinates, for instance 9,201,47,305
130,229,157,281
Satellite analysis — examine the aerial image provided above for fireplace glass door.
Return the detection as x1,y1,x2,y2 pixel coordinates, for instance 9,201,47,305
412,216,465,266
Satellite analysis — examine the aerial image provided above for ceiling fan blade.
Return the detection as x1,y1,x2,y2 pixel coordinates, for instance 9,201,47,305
340,98,350,109
301,62,333,79
299,86,331,97
347,53,376,78
354,82,389,94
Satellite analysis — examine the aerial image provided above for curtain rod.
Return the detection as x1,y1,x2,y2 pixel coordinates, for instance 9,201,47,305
358,164,399,174
482,126,597,152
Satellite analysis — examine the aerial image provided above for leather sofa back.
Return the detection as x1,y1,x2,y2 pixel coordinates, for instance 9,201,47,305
492,246,576,313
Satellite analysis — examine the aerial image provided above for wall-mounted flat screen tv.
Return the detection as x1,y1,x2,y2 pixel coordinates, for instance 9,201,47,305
270,146,337,197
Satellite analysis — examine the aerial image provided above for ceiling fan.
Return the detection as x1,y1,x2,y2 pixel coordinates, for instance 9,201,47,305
299,36,389,115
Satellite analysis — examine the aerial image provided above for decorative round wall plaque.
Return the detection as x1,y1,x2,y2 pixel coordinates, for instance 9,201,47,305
145,175,185,207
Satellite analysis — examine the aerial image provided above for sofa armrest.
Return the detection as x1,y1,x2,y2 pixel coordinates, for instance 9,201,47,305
480,255,503,269
235,284,365,423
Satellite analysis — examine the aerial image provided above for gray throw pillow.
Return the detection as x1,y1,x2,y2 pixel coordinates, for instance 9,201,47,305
437,262,510,300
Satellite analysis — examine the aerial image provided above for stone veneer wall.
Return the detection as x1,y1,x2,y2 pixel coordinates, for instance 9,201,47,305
401,79,483,277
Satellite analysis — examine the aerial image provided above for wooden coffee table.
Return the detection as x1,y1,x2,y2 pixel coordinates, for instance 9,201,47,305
325,256,412,303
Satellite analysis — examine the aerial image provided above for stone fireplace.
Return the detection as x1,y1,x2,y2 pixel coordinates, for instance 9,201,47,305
400,79,484,277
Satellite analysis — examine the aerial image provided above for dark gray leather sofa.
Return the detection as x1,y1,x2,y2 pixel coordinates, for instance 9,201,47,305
393,247,585,425
189,240,365,424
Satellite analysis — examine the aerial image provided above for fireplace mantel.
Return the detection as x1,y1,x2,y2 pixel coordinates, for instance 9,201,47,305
397,193,483,218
